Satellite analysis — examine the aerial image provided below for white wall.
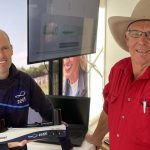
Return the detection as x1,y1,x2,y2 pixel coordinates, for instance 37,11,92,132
105,0,139,83
88,0,106,129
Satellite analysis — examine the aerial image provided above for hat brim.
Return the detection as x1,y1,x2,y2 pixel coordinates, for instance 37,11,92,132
108,16,148,51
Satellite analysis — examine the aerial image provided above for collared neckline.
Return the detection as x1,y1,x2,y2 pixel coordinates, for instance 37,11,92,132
123,58,150,80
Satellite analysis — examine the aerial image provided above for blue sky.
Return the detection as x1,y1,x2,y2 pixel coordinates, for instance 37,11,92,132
0,0,28,67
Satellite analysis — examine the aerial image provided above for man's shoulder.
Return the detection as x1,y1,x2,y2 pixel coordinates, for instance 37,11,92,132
17,69,33,81
11,64,33,81
113,57,131,69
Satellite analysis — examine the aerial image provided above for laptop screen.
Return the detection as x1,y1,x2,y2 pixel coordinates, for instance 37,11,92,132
46,95,90,128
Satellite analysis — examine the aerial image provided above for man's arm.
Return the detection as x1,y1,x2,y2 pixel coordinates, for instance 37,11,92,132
7,140,29,148
86,110,108,148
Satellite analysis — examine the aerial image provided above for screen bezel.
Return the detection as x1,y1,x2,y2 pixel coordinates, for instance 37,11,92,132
27,0,99,64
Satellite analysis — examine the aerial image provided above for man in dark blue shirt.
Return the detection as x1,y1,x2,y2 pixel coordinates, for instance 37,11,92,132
0,29,73,150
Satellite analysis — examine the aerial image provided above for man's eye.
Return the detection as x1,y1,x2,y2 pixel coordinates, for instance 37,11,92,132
135,33,141,36
2,47,9,50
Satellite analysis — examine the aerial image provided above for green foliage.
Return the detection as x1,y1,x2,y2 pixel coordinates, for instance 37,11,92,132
19,64,48,78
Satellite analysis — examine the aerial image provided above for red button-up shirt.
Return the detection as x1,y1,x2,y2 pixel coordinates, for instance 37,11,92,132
103,57,150,150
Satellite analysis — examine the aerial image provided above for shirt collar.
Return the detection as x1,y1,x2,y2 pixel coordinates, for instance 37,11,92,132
138,66,150,80
124,58,150,80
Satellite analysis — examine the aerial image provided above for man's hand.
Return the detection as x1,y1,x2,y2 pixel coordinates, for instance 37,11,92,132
85,134,102,150
8,140,30,148
86,111,108,150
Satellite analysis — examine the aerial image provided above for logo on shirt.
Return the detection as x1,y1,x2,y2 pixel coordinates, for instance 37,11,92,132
15,91,27,104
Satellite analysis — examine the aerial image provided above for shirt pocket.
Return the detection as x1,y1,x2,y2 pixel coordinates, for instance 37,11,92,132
105,93,118,130
134,97,150,146
105,93,118,103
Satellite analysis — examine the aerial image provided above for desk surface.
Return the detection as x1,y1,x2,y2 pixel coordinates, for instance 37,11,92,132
27,139,95,150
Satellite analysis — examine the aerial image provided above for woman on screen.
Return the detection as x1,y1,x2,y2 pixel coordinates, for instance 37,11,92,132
63,55,88,97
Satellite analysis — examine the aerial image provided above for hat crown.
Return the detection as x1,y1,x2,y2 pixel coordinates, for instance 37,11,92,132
132,0,150,19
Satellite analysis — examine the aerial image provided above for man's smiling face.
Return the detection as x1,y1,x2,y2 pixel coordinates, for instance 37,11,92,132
126,20,150,66
0,31,13,79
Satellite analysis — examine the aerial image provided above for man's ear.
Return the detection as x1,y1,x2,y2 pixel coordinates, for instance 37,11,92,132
10,44,13,49
10,44,13,55
125,34,129,46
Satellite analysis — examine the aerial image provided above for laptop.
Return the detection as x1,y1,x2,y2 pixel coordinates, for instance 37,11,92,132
37,95,90,146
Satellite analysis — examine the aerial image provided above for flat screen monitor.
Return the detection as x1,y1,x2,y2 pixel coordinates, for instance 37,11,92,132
27,0,100,64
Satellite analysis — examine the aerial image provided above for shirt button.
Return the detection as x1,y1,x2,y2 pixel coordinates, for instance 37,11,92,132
121,115,125,119
116,133,120,138
128,98,131,102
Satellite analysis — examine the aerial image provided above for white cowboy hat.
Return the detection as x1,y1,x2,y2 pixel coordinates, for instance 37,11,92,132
108,0,150,51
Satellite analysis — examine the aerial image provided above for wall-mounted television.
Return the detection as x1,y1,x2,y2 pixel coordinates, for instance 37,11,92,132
27,0,100,64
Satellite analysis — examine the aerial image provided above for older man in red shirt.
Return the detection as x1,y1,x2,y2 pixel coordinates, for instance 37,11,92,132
86,0,150,150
